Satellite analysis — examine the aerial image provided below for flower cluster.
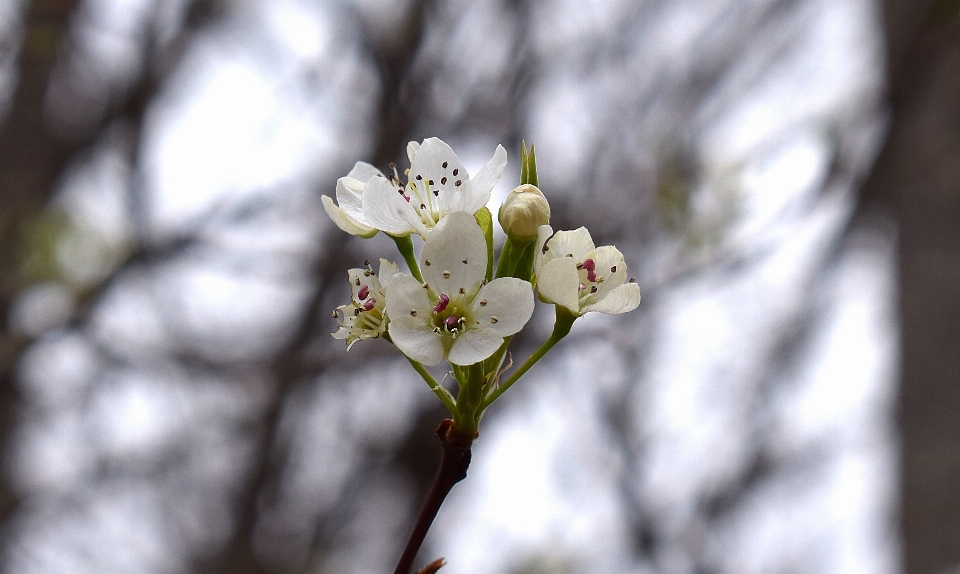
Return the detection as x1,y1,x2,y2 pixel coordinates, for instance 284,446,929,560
323,138,640,433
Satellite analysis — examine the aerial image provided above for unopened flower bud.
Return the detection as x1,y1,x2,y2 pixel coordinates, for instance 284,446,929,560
499,184,550,243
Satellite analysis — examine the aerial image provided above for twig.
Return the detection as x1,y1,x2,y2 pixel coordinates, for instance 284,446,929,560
392,420,476,574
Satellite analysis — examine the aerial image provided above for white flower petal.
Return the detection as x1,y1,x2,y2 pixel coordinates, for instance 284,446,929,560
362,175,428,237
385,274,444,365
582,282,641,315
420,211,487,295
448,326,506,366
459,144,507,213
346,161,382,182
378,258,400,286
472,278,534,336
406,141,421,165
536,257,581,313
544,227,595,262
322,195,377,237
390,319,445,365
534,224,554,279
334,176,366,221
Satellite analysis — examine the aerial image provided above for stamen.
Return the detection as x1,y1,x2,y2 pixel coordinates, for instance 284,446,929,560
364,259,370,265
578,283,586,291
355,278,361,286
462,259,468,264
425,260,431,266
363,298,376,311
587,269,597,282
490,316,499,324
443,270,451,279
410,310,417,317
582,259,596,272
441,177,447,185
442,161,448,169
357,285,369,300
610,265,617,273
459,287,466,294
331,310,339,318
452,168,459,176
590,286,598,293
479,299,487,306
433,294,450,313
443,315,460,328
416,175,423,180
455,180,462,187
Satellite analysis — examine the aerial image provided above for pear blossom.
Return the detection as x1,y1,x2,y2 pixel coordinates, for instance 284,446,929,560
386,211,534,366
534,225,641,316
332,258,400,349
322,138,507,239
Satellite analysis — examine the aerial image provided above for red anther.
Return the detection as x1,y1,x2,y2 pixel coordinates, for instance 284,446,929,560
357,285,369,300
363,298,376,311
587,269,597,283
433,293,450,313
582,258,596,272
443,315,460,328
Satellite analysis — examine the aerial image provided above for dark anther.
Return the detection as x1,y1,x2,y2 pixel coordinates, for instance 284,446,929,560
442,161,448,168
416,174,423,180
590,286,598,293
611,266,617,272
455,180,462,187
453,168,459,176
441,177,447,185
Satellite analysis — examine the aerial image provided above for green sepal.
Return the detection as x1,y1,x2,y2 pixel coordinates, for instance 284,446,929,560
474,206,495,281
525,144,538,187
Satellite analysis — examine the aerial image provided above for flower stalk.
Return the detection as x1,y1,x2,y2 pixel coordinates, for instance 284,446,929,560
392,420,476,574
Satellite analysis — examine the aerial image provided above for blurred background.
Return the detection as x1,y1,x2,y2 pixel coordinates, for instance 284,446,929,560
0,0,956,573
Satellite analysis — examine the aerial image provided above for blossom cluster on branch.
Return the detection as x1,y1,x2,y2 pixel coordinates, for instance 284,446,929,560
324,138,640,434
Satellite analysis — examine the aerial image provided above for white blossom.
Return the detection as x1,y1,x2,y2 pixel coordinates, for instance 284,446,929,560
322,138,507,239
332,259,399,349
534,225,641,316
386,211,534,366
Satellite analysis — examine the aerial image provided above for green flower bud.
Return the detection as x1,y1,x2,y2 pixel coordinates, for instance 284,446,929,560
498,184,551,243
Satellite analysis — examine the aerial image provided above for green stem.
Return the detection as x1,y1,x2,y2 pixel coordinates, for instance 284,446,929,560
479,305,576,410
391,234,422,282
405,356,457,415
454,363,484,436
495,237,514,279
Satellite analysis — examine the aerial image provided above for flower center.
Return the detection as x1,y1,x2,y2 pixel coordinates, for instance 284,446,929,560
576,257,604,301
389,160,464,229
431,293,470,336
